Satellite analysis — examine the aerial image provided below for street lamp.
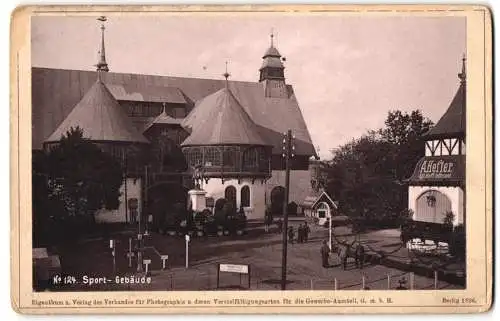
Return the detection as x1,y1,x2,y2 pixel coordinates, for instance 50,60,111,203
281,130,295,290
330,201,339,250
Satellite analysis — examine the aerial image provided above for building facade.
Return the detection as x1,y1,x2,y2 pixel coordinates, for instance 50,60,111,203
34,23,317,223
407,57,466,227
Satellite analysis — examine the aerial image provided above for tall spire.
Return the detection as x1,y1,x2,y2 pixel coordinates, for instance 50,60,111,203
95,16,109,76
223,61,231,87
458,54,466,83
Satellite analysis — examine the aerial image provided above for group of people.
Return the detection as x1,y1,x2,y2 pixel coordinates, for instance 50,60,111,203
287,222,310,244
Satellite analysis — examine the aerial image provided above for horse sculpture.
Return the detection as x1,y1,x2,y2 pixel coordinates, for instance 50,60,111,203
332,242,366,270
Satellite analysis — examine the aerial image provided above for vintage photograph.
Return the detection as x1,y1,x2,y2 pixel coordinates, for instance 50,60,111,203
29,12,470,294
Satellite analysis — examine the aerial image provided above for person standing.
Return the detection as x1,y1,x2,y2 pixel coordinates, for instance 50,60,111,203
288,226,295,244
297,224,303,243
264,206,272,233
304,222,310,242
320,240,330,268
276,218,283,234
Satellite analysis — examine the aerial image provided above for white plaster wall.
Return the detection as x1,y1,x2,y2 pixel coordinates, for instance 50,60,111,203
408,185,464,226
95,178,142,223
266,170,313,208
202,178,266,220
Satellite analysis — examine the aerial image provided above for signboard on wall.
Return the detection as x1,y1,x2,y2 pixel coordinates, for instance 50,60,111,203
408,155,465,185
219,264,249,274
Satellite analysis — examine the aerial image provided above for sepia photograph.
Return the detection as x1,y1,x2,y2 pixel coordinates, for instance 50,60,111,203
10,4,492,314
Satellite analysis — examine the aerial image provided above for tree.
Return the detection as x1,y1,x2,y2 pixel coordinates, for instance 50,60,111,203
44,127,124,224
378,110,433,182
324,110,433,228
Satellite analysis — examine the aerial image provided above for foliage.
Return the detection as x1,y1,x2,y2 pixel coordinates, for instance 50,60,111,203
324,110,433,228
443,211,455,227
33,127,125,241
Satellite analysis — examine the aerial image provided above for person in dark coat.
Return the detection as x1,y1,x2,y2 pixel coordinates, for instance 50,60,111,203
297,224,304,243
276,218,283,234
320,240,330,268
288,226,295,244
304,222,310,242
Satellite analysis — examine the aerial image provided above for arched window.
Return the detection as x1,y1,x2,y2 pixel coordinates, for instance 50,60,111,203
214,198,226,211
224,186,237,211
287,201,298,216
241,186,250,208
316,202,330,219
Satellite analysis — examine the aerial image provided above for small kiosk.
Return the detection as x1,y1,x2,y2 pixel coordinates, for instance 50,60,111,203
301,191,340,226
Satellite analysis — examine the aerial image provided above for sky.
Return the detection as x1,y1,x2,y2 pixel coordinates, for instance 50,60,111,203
31,14,466,159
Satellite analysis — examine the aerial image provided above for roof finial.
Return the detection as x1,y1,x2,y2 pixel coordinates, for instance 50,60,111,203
96,16,109,78
223,61,231,87
458,53,466,83
161,102,167,115
270,28,274,47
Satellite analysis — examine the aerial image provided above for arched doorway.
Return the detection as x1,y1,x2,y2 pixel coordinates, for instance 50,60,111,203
287,201,298,216
148,183,189,229
416,190,452,224
270,186,285,215
224,186,237,212
240,186,250,208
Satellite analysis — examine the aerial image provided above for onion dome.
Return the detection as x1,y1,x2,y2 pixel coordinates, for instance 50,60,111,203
259,31,285,82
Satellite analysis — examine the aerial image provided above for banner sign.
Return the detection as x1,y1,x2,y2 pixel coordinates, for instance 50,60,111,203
408,155,465,184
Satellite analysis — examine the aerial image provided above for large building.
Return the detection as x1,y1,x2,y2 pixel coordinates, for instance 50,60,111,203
33,21,317,223
407,56,466,227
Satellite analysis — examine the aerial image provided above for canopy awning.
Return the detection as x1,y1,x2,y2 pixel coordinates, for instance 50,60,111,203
407,155,465,186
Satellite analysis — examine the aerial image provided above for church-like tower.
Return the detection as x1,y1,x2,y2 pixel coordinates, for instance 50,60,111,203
259,32,289,98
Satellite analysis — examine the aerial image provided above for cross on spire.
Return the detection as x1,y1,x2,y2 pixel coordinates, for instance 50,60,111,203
270,28,274,47
96,16,109,76
458,54,466,83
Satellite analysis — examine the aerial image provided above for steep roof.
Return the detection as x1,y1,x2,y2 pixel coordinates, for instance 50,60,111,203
32,67,316,156
263,46,281,58
45,78,149,144
424,80,466,139
181,87,267,146
143,108,183,132
260,45,284,70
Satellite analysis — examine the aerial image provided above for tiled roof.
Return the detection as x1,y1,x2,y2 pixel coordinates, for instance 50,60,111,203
424,82,466,139
32,67,316,156
45,78,149,144
181,87,267,146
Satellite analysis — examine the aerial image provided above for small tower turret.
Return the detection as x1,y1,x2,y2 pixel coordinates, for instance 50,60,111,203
95,16,109,74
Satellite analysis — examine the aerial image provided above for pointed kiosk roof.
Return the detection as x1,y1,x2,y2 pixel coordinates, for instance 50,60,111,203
181,86,268,147
425,57,466,139
45,78,149,144
143,104,183,132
